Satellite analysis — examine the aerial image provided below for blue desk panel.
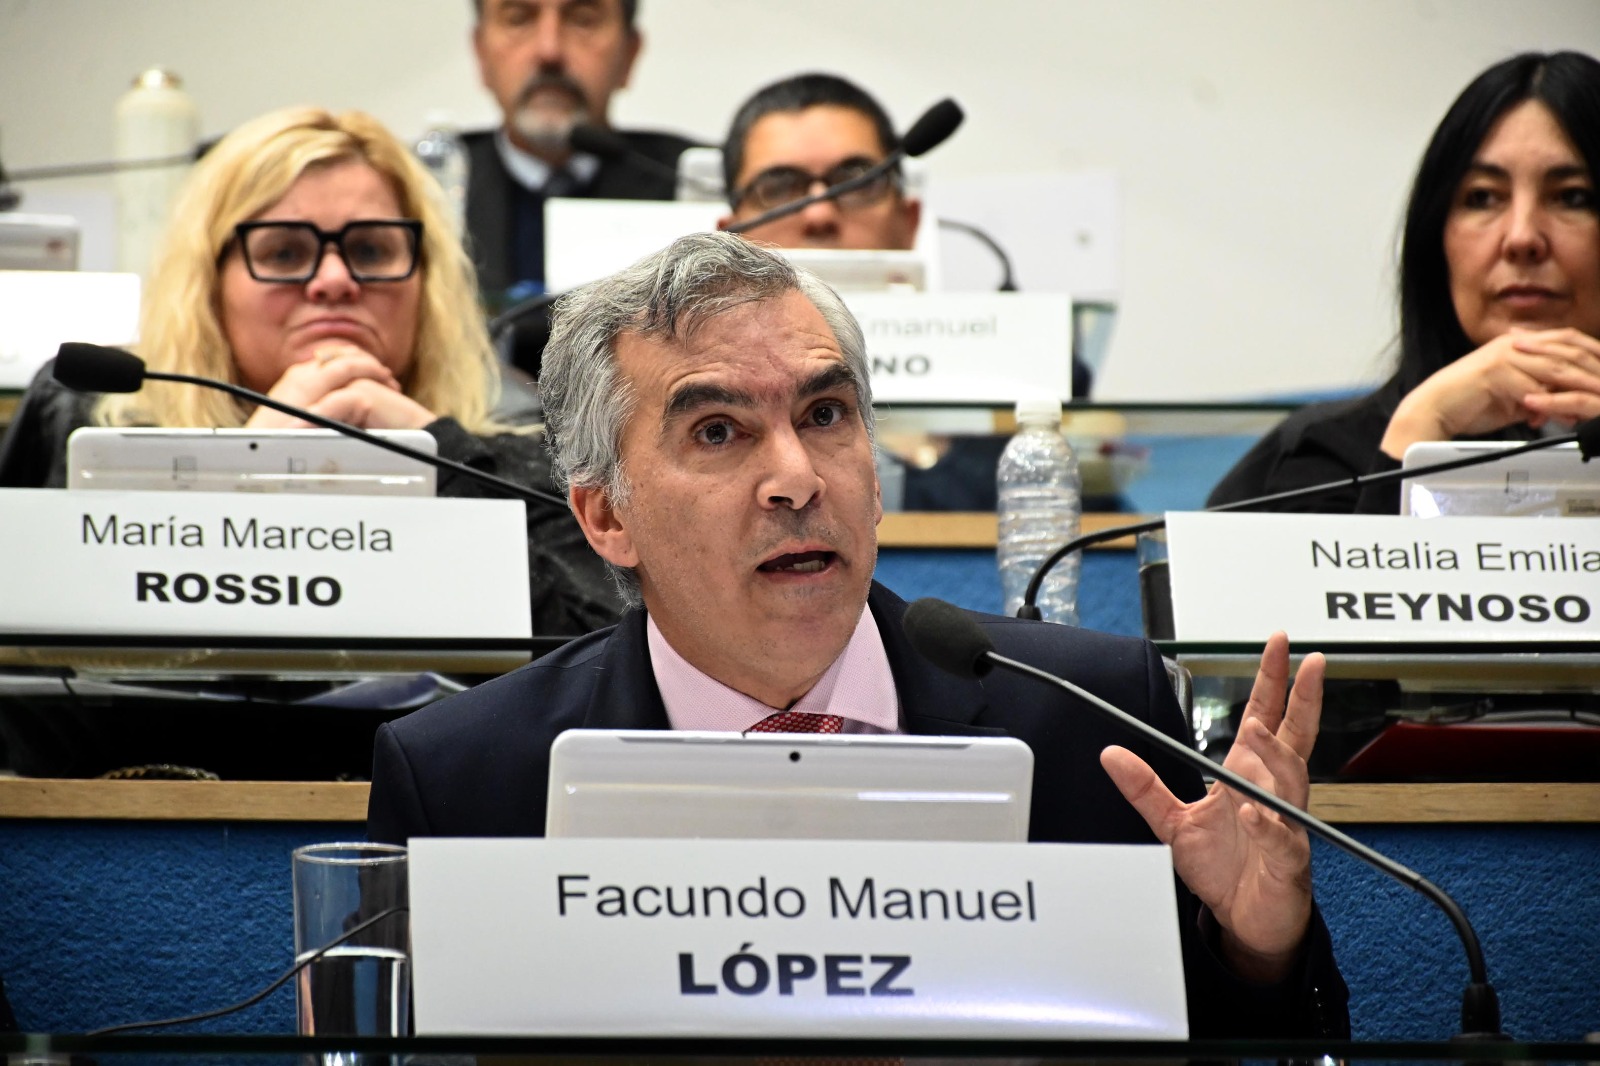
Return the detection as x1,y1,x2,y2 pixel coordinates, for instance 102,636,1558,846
1,546,1595,1039
1,819,1595,1039
873,546,1141,637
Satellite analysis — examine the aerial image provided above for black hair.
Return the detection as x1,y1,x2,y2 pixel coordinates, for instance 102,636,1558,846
721,73,900,204
1396,51,1600,391
471,0,638,29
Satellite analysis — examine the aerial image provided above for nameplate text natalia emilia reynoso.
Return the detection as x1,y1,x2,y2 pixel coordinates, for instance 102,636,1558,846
1165,512,1599,644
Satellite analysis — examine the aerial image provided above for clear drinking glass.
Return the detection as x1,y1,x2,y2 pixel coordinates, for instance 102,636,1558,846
291,842,410,1037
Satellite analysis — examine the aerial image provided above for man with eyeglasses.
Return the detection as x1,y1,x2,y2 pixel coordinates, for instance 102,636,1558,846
715,73,1078,510
717,73,922,251
466,0,696,302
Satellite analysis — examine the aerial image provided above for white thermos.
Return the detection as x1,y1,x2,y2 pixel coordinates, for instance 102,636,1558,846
114,67,199,276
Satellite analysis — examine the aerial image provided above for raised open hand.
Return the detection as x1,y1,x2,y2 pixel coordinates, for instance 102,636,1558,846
1100,633,1324,982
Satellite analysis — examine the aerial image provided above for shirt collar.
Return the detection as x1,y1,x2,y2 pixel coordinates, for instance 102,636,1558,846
647,608,900,734
494,127,600,192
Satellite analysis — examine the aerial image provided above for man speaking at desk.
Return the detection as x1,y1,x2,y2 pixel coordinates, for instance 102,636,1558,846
367,231,1348,1037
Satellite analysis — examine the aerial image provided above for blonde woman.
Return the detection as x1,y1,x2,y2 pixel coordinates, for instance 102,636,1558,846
0,106,620,635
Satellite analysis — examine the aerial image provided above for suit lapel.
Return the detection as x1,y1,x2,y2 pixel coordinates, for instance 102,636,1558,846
581,608,672,730
868,583,1004,738
464,135,513,295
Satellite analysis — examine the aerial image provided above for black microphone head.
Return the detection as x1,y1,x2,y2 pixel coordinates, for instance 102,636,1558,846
901,99,965,157
568,123,630,161
903,597,995,679
53,342,148,393
1575,416,1600,462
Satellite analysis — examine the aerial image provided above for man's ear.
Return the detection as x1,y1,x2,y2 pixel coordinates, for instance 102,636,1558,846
898,196,923,251
715,213,733,231
570,483,639,568
616,28,644,91
471,24,491,92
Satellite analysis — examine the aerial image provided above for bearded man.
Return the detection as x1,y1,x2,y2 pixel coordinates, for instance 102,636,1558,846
465,0,695,299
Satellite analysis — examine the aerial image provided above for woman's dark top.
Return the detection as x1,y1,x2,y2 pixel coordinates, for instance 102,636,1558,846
1207,375,1536,515
0,361,622,779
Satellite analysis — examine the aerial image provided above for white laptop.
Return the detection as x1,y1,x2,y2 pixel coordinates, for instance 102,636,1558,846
543,198,722,293
0,213,80,271
543,200,930,294
0,271,139,388
66,427,437,496
1401,440,1600,517
546,728,1034,842
777,247,927,292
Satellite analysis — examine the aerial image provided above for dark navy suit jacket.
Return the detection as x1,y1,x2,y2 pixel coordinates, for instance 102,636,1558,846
462,127,694,297
368,583,1349,1038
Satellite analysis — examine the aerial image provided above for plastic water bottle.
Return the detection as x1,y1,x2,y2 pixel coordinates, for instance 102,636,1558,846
997,395,1081,624
114,67,199,276
413,110,468,238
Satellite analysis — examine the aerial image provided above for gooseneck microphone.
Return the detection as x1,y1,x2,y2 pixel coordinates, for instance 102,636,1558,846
1019,422,1600,619
52,342,568,509
567,124,724,198
937,217,1018,292
0,157,18,212
901,596,1507,1040
487,289,564,345
3,143,216,210
7,149,203,183
726,98,965,235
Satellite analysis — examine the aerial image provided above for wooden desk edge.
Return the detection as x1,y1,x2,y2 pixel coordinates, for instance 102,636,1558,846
1309,782,1600,823
0,778,1594,824
0,779,371,822
878,512,1145,549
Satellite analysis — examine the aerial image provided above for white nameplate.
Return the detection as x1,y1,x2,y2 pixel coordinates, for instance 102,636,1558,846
0,489,531,642
408,837,1187,1039
1166,512,1600,643
843,292,1074,404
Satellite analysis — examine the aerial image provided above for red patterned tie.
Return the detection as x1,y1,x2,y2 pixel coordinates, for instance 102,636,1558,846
747,711,844,733
748,711,897,1066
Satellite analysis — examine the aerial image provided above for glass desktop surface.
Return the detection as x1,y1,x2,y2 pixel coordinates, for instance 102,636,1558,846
0,396,1297,516
1164,645,1600,779
874,400,1298,514
6,1033,1600,1066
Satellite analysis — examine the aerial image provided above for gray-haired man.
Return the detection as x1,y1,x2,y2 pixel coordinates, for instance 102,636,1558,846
367,232,1349,1038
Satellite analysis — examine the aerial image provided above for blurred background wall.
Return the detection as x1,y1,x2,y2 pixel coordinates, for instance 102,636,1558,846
3,0,1597,400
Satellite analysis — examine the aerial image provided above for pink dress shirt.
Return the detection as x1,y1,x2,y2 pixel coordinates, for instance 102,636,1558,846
646,608,901,734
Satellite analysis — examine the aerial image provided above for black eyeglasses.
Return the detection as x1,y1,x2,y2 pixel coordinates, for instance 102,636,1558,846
231,219,424,283
732,158,900,213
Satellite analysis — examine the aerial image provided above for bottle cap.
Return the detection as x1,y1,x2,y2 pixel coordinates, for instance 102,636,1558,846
131,67,182,90
1013,394,1062,428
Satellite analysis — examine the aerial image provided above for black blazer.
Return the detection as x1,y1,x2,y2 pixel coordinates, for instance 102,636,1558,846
462,127,695,297
368,583,1348,1038
1207,375,1537,514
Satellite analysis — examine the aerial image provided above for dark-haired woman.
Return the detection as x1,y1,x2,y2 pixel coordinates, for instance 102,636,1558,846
1211,51,1600,513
